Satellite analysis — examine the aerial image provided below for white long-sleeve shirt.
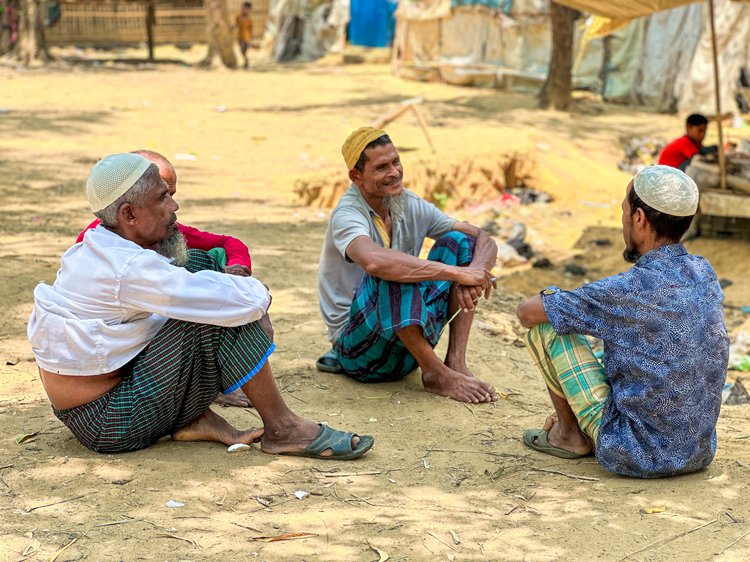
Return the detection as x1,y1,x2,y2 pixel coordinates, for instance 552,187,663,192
28,226,271,375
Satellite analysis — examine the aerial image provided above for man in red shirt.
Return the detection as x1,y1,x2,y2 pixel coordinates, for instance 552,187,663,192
658,113,717,170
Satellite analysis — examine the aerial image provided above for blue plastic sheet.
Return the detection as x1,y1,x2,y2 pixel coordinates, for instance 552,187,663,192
349,0,398,47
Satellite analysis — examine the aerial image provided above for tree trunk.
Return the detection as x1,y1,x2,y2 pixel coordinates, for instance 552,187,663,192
539,2,578,110
16,0,50,65
204,0,236,69
146,0,156,62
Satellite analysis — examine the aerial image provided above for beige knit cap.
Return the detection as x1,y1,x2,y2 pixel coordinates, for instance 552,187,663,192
633,165,699,217
86,153,152,212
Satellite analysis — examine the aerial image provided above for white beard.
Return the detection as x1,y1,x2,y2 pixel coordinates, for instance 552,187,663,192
385,192,407,222
155,230,189,267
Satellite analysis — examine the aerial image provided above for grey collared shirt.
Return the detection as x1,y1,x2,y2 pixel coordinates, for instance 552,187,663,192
317,185,455,342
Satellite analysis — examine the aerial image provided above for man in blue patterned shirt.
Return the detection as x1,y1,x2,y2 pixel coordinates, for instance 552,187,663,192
517,165,729,478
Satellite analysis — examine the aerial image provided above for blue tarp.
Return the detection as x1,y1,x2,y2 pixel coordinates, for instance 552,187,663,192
349,0,398,48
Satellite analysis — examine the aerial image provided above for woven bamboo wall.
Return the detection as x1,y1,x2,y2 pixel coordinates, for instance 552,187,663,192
46,0,269,46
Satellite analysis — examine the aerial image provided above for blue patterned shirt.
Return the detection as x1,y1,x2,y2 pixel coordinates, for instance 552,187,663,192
542,244,729,478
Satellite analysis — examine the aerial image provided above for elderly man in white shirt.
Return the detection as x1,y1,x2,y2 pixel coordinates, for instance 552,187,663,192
28,153,373,459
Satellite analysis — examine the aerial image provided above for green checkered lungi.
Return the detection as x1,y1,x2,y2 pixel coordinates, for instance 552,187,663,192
524,322,611,444
53,250,274,453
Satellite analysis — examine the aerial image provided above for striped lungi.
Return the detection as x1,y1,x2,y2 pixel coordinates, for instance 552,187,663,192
333,232,475,383
524,322,611,444
53,250,274,453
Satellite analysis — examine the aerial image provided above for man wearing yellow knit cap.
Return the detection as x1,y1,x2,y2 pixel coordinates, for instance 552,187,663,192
317,128,499,403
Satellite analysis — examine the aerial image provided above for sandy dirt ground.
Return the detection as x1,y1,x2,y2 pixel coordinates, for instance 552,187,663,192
2,46,750,561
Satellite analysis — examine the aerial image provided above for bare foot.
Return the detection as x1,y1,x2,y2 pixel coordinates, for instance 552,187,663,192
213,389,253,408
542,415,592,456
172,409,264,446
259,418,360,457
422,366,498,403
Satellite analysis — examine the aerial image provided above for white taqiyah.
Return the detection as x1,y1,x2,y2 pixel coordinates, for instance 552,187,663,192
632,165,699,217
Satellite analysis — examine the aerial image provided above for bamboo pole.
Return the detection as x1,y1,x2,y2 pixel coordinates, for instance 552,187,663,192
708,0,727,190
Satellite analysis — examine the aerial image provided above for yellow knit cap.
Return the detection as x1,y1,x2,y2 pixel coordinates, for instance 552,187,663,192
341,127,388,170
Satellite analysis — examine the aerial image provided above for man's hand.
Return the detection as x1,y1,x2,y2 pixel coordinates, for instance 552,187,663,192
224,264,252,277
453,265,495,312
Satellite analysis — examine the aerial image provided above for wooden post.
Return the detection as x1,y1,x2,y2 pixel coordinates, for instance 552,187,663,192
708,0,727,190
146,0,156,61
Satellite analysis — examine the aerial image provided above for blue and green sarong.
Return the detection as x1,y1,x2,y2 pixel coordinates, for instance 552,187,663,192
53,250,274,453
333,232,475,383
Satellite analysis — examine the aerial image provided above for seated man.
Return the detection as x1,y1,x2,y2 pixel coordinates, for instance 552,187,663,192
77,149,253,408
517,165,728,478
316,127,499,404
28,153,373,459
658,113,718,170
77,149,253,277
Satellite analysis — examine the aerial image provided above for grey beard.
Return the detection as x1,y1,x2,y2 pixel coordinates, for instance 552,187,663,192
385,193,407,221
155,230,189,266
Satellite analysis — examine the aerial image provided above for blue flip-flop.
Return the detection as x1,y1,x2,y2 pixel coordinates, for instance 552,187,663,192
315,349,345,374
284,424,374,460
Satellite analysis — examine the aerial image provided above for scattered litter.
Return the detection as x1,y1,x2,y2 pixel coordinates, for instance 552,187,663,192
166,500,185,508
564,263,587,276
227,443,252,453
723,382,734,403
294,490,309,500
174,153,197,161
729,331,750,372
367,541,389,562
15,433,39,445
450,530,461,545
618,136,666,174
111,479,132,485
5,358,19,366
724,378,750,405
369,417,377,422
255,496,272,507
497,243,527,267
215,105,227,113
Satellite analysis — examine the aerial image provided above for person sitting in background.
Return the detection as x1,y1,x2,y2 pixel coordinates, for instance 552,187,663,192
77,149,254,408
77,150,252,277
658,113,718,170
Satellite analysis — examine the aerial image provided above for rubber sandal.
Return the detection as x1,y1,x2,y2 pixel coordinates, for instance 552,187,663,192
283,424,374,460
316,349,345,374
523,428,587,459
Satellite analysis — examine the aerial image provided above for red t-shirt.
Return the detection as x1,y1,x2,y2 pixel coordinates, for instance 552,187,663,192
76,219,252,269
657,135,701,169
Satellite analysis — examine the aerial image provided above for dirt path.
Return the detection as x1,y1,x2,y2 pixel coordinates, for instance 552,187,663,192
1,51,750,561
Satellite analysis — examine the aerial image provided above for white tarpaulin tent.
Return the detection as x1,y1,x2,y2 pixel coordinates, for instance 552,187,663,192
392,0,551,87
557,0,750,187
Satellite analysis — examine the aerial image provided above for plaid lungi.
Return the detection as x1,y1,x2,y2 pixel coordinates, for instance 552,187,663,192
524,322,611,444
334,232,475,383
53,250,274,453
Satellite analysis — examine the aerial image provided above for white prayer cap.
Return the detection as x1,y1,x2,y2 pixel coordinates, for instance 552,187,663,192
632,165,699,217
86,153,153,212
